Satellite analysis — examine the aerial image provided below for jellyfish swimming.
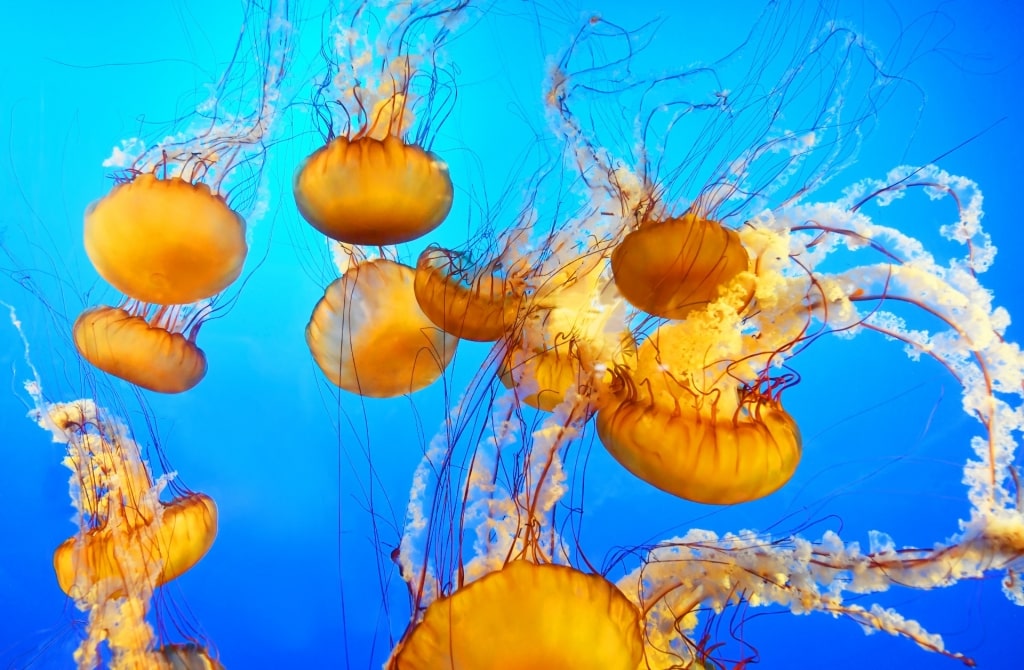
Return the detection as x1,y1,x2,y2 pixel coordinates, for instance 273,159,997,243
610,212,754,320
294,134,454,247
389,560,643,669
306,258,458,397
595,320,803,505
71,2,290,394
292,1,462,246
389,7,1024,669
412,245,524,342
82,174,247,306
2,1,1023,668
299,1,473,398
27,380,219,670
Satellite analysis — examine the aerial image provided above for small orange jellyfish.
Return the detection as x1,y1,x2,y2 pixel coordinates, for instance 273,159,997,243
72,305,208,394
31,394,218,669
389,561,643,669
611,212,754,320
53,492,218,598
596,322,802,504
413,246,523,342
158,643,226,670
306,258,458,397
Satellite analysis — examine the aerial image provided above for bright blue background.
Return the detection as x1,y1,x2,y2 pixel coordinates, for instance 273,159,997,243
1,1,1022,668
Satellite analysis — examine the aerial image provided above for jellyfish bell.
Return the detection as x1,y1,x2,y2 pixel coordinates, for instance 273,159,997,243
596,316,802,505
306,258,458,397
596,384,802,505
294,4,465,248
413,246,523,342
53,492,218,598
158,644,225,670
294,134,454,247
72,305,207,394
389,560,643,669
84,174,247,306
611,212,754,320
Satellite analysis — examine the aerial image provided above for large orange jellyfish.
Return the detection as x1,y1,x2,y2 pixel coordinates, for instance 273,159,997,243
294,134,453,246
292,2,464,246
390,561,642,669
83,174,246,306
72,4,290,394
596,321,802,505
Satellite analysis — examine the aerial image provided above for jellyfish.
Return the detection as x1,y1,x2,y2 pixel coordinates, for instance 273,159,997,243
412,245,524,342
72,305,209,394
73,1,291,393
595,320,803,505
294,133,454,246
159,644,226,670
82,174,246,306
389,561,643,669
28,386,218,670
292,1,468,246
388,9,1024,668
306,257,458,397
610,212,755,320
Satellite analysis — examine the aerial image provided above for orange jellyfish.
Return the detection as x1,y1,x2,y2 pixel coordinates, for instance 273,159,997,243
294,134,453,246
307,258,458,397
73,4,289,394
30,392,218,669
611,212,754,320
73,304,208,394
389,561,643,669
413,245,523,342
73,174,246,393
83,174,246,306
596,322,802,504
158,643,226,670
53,492,218,598
292,3,466,246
